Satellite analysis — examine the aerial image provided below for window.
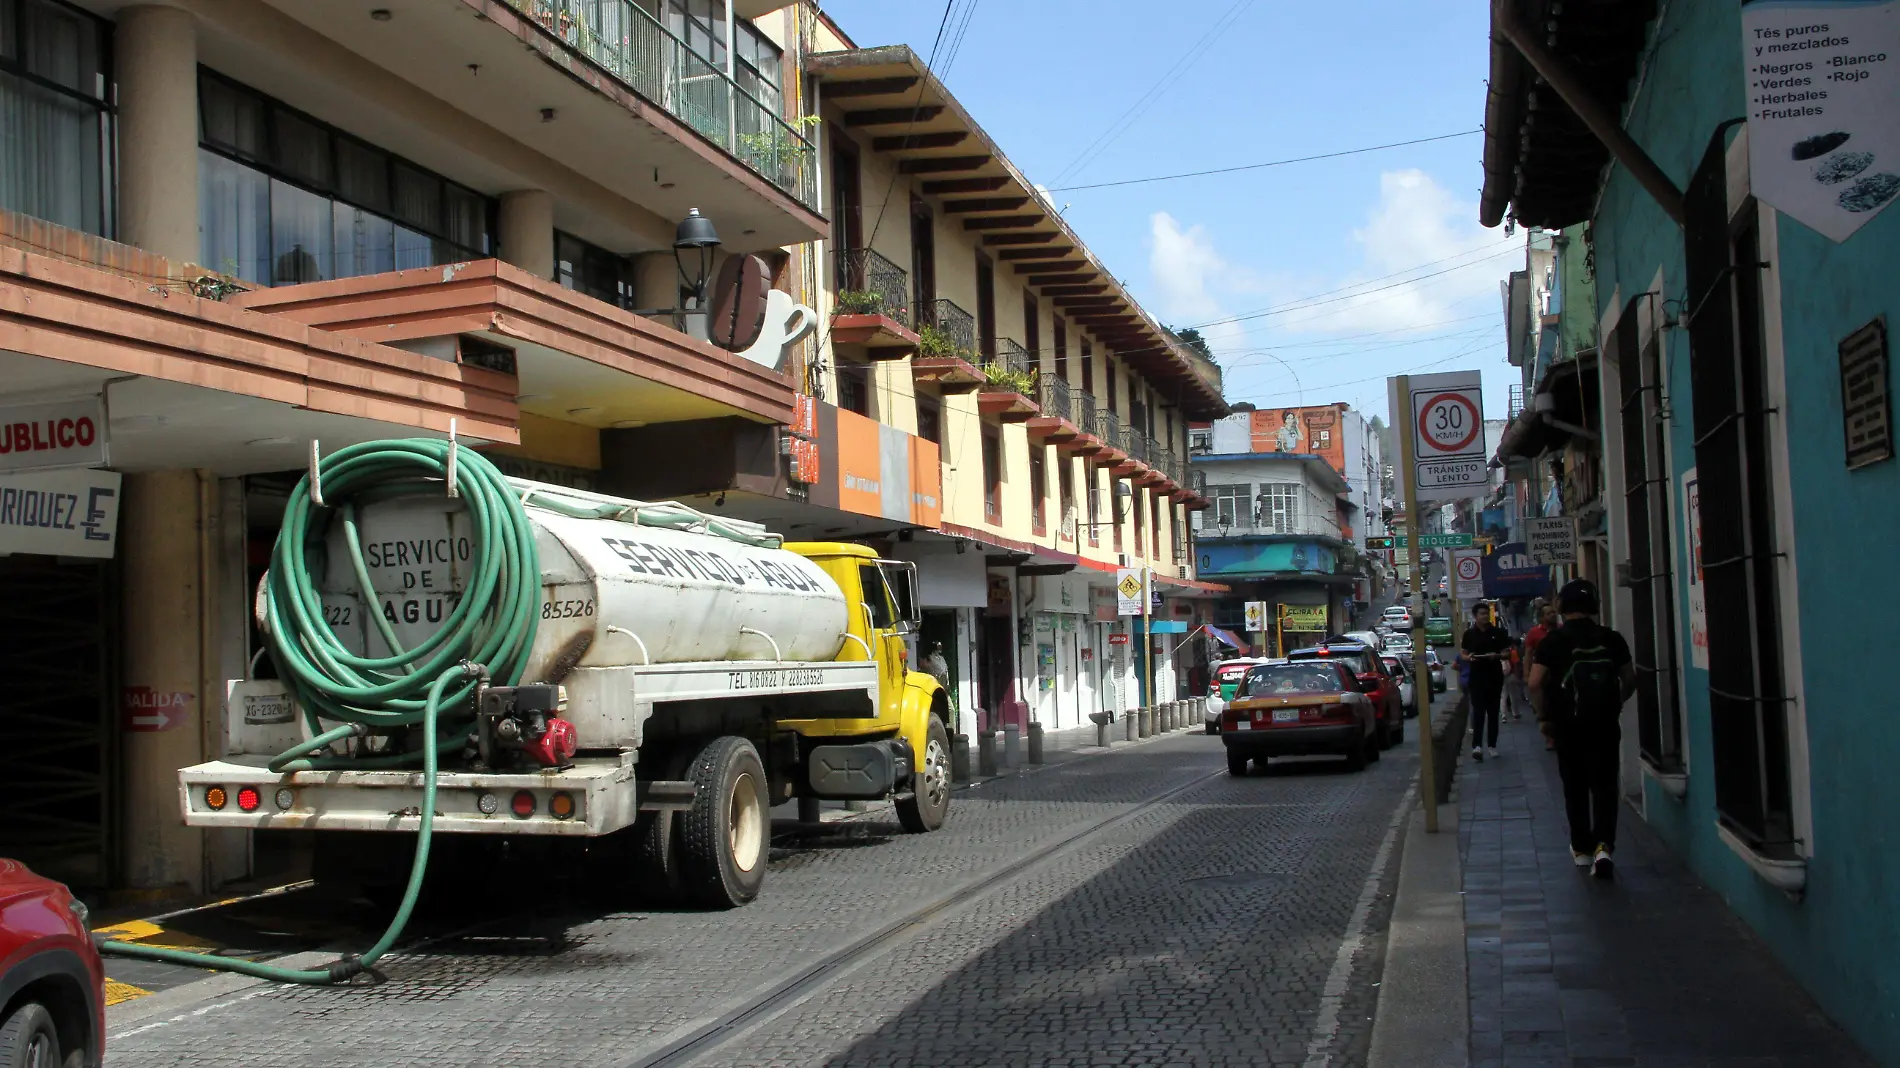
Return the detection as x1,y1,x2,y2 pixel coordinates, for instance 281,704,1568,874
1614,293,1683,772
1023,292,1040,370
1132,485,1144,553
982,424,1002,521
836,362,870,416
1174,514,1188,563
916,396,942,445
732,16,783,117
556,230,633,309
975,251,996,358
0,0,112,236
1053,317,1068,381
666,0,727,69
910,197,935,312
198,70,492,285
1105,359,1117,413
1259,483,1301,533
1081,340,1094,393
1189,427,1213,454
1058,456,1074,537
1085,461,1099,545
1029,446,1046,533
1210,484,1249,529
829,137,860,282
1683,125,1793,851
1150,494,1161,559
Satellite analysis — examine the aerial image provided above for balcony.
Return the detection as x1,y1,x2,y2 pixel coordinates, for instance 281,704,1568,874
1027,375,1085,448
505,0,816,208
829,248,919,359
912,297,984,393
977,339,1039,421
1199,515,1347,541
1094,409,1129,464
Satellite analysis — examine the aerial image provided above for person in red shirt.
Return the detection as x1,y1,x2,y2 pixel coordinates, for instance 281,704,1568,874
1522,600,1559,749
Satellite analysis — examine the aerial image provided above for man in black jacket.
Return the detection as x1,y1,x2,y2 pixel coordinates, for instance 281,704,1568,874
1529,579,1638,879
1461,602,1512,761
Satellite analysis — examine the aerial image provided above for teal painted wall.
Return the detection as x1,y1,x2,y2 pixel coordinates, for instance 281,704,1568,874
1592,0,1900,1059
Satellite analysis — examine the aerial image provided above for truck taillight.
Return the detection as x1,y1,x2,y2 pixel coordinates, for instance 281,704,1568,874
236,787,261,812
204,786,227,810
549,791,576,821
511,791,536,819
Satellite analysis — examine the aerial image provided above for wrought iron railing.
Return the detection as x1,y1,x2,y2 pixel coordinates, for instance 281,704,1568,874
1038,374,1072,422
1102,410,1128,454
505,0,818,209
921,298,977,357
830,248,911,327
1073,390,1099,437
1154,447,1177,484
1508,384,1526,420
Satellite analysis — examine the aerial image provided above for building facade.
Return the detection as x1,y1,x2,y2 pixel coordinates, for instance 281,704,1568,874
0,0,1222,896
1483,0,1900,1056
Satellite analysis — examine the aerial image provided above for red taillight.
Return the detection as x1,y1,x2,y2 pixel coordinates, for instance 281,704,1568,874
511,790,536,819
236,786,261,812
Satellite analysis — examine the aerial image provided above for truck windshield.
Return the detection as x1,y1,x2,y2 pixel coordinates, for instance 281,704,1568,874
859,564,896,629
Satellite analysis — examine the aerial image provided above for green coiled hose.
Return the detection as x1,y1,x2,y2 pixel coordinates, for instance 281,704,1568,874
99,439,542,984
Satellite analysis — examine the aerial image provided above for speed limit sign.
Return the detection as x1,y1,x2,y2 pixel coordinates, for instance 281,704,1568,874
1455,552,1482,582
1406,370,1487,501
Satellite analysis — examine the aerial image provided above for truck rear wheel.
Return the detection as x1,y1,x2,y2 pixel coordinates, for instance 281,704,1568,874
678,736,768,908
895,717,952,833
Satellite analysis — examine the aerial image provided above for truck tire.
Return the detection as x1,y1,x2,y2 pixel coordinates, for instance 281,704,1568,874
678,736,768,908
895,717,952,833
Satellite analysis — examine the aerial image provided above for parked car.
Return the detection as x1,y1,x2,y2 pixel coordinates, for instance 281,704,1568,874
1424,616,1454,646
1382,655,1416,716
1427,648,1447,693
1206,657,1278,732
0,859,104,1068
1287,640,1403,748
1220,660,1378,774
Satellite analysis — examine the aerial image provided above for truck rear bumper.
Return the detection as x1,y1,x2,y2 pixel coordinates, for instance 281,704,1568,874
178,755,649,836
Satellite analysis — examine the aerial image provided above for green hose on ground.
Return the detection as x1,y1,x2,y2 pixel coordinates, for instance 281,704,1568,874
99,439,542,985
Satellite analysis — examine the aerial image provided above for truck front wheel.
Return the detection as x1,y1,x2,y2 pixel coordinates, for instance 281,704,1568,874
678,736,768,908
895,717,952,833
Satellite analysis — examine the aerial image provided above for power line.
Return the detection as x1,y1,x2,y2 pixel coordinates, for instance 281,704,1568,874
1044,129,1484,192
1047,0,1256,187
1190,246,1520,331
1192,240,1515,332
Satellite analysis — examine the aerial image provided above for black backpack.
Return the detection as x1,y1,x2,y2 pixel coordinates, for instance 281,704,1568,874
1560,624,1622,722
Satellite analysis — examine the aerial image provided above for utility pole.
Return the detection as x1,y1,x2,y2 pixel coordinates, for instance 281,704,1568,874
1396,375,1440,833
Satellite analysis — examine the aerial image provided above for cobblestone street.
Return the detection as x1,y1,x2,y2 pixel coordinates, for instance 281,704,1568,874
106,728,1422,1068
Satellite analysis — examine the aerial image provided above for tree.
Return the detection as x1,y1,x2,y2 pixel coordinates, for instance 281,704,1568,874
1168,326,1213,361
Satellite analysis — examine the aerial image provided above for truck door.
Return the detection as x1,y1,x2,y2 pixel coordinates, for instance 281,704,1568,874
857,563,904,720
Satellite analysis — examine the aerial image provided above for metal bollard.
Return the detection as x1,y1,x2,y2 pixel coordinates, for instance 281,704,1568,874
977,730,998,777
1003,723,1021,767
951,732,972,783
1124,710,1138,742
1090,711,1111,747
1027,721,1045,764
1167,701,1179,730
1138,706,1152,738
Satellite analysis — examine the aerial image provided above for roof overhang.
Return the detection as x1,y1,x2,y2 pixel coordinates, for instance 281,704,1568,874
808,46,1228,420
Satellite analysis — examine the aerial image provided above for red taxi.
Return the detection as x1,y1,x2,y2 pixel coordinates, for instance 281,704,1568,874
1220,660,1379,775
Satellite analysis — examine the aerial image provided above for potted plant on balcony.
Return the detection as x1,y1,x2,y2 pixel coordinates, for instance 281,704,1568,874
918,325,968,361
980,362,1038,398
833,290,886,317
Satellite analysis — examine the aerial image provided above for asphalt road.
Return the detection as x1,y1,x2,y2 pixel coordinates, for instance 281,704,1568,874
106,714,1435,1068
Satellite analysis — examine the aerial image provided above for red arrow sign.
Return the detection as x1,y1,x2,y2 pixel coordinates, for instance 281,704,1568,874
121,686,192,732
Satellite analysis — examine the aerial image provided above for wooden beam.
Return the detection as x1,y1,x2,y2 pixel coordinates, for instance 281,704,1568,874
1036,284,1107,296
982,231,1059,245
873,131,969,152
921,175,1011,195
843,105,945,126
941,197,1030,214
1052,295,1122,307
1020,272,1095,285
962,215,1043,230
899,155,991,174
822,75,921,98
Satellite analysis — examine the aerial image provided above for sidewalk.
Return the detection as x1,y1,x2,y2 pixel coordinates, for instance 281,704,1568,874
1459,717,1872,1067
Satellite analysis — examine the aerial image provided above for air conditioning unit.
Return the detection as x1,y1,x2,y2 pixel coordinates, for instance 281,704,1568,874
1117,553,1133,567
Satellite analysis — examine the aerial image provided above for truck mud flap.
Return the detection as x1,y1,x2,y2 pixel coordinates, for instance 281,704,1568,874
637,780,698,813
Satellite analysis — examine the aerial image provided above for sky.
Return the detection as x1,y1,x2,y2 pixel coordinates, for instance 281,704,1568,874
817,0,1524,423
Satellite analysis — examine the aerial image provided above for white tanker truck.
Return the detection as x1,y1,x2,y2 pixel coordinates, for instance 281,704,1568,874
178,462,953,910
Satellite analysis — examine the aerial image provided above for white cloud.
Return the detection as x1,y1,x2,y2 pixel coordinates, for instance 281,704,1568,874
1147,211,1228,326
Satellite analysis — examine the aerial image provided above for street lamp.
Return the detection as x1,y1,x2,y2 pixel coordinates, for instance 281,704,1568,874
673,207,721,310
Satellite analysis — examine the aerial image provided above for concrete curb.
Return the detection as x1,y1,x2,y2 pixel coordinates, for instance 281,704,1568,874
1367,804,1468,1068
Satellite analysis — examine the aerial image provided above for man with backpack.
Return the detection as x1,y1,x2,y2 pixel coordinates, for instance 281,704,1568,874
1528,579,1638,879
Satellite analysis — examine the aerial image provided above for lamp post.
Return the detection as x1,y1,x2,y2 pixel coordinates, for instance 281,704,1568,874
673,207,720,340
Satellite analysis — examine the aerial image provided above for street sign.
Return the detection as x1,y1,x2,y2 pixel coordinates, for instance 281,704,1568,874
0,468,121,558
1115,569,1147,616
1243,601,1267,631
1405,371,1487,501
1108,632,1130,646
0,395,109,473
1526,516,1578,565
1453,549,1483,584
122,686,191,732
1391,533,1473,548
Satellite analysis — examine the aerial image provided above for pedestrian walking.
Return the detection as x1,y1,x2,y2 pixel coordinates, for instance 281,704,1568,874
1523,600,1560,751
1528,579,1637,879
1461,602,1512,761
1504,633,1529,722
